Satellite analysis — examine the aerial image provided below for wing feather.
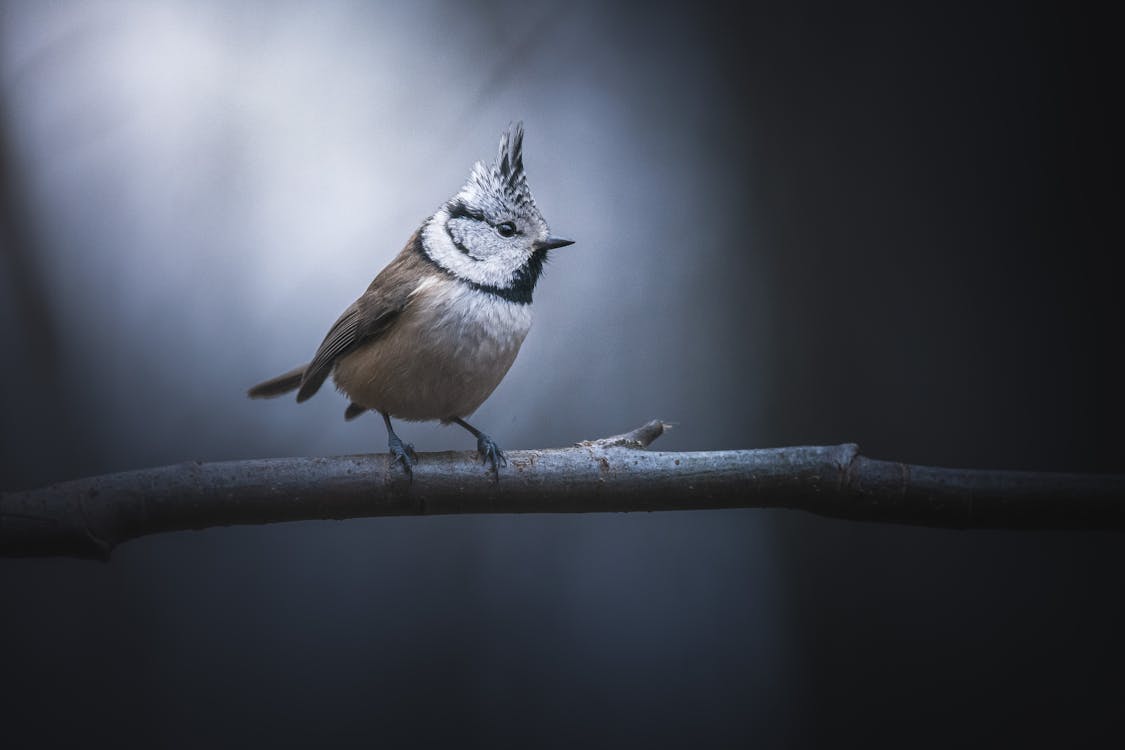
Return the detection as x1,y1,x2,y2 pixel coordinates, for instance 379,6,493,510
297,307,357,401
294,234,429,403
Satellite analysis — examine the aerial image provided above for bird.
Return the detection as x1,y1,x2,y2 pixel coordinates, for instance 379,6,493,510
247,123,573,477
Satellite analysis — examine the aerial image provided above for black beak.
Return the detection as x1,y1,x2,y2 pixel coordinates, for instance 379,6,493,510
534,236,575,251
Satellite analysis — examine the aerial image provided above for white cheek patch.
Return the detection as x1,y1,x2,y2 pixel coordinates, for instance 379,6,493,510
422,211,525,290
446,219,466,253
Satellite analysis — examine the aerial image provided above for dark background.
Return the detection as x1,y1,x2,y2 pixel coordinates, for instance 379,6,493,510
2,1,1122,747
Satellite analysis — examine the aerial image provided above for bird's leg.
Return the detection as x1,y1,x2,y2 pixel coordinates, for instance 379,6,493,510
381,411,417,477
450,417,507,474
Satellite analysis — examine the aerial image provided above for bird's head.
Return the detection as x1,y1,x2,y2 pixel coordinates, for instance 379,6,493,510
421,123,573,301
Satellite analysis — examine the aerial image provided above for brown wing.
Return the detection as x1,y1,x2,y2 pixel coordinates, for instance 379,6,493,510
296,238,427,402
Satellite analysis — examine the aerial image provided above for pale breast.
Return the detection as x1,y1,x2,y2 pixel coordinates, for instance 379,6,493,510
332,276,533,421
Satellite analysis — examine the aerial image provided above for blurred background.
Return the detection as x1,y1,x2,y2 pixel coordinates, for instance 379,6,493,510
1,0,1121,746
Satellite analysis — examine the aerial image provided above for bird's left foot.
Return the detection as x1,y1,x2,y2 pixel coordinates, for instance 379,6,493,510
476,433,507,475
388,434,418,478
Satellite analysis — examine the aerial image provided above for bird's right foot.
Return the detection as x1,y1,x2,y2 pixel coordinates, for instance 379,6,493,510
388,434,418,478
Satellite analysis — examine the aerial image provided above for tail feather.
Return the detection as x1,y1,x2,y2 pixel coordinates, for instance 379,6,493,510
247,364,308,399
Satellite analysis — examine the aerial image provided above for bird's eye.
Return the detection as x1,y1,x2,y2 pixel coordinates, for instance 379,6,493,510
496,221,517,238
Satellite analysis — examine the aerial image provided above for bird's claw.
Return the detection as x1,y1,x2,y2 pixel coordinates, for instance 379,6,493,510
388,436,418,478
476,434,507,475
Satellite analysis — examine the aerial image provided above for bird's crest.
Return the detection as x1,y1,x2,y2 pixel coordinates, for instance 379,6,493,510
461,122,535,212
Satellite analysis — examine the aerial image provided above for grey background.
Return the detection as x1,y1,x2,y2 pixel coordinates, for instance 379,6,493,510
2,0,1122,746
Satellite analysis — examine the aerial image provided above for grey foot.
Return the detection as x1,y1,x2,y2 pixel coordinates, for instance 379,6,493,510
388,435,418,478
476,434,507,474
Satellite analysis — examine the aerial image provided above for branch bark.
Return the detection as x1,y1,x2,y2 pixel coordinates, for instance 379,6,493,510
2,421,1123,560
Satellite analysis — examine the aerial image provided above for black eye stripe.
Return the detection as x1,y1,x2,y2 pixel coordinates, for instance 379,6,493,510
447,199,488,223
448,200,520,237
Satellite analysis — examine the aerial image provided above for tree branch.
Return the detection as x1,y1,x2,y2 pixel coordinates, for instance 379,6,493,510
2,420,1122,560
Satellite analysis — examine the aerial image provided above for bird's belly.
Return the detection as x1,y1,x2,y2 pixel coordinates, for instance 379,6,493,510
332,283,533,421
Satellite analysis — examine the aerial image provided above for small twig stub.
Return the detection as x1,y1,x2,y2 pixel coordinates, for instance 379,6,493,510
576,420,671,450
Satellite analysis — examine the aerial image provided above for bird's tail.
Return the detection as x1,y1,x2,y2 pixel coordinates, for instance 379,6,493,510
247,364,308,399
